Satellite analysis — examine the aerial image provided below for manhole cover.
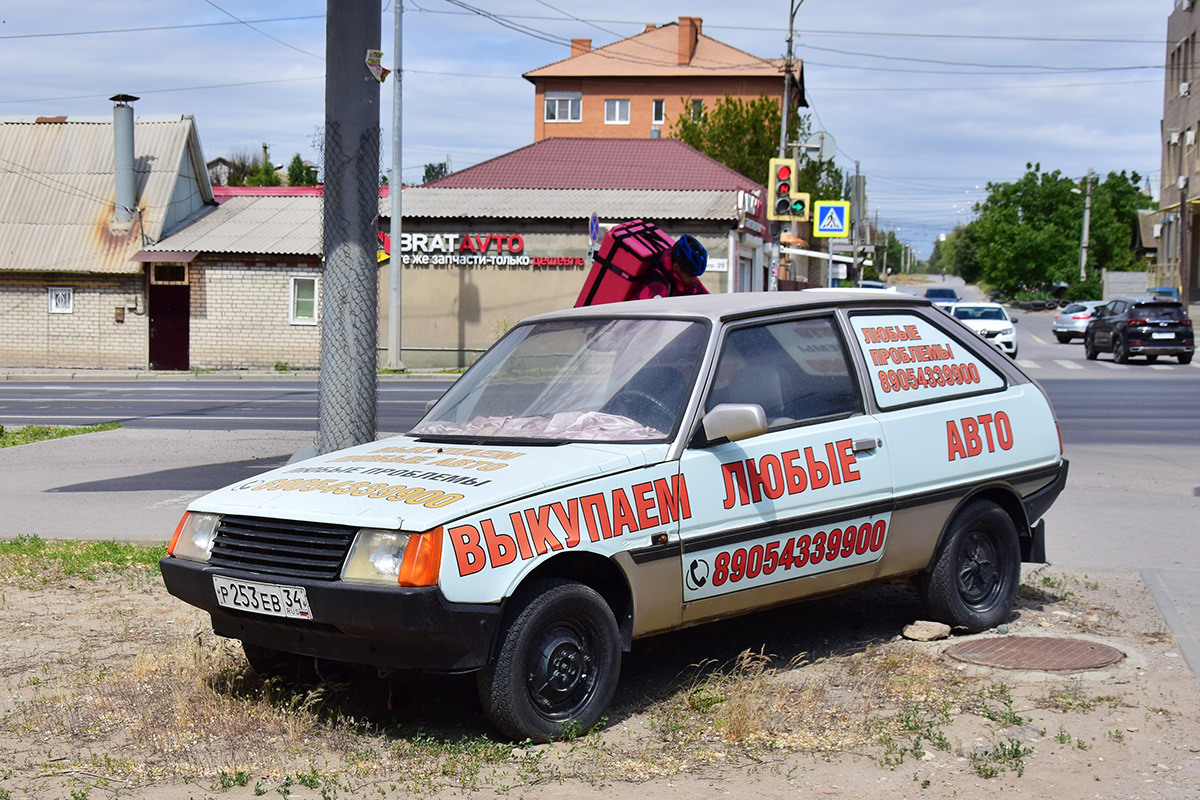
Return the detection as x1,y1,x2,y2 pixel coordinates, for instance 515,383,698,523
944,637,1124,671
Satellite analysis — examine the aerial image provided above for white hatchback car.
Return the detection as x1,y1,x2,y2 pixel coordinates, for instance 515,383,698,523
161,292,1066,742
948,302,1019,358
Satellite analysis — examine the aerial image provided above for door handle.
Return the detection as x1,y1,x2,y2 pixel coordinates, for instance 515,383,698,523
852,438,881,453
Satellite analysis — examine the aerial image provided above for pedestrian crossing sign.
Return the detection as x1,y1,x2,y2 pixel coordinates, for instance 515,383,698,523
813,201,850,238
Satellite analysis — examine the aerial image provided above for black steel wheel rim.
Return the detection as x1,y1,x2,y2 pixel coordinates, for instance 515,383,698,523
956,529,1002,608
525,618,597,721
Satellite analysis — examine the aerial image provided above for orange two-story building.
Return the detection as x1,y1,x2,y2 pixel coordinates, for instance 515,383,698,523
524,16,804,142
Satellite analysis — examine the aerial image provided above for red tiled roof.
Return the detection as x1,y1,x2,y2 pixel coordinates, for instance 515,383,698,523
426,138,763,193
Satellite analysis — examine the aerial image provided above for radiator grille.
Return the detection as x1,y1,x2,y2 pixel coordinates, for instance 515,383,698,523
209,515,357,581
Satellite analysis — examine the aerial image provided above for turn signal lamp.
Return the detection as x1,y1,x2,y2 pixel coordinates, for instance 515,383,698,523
398,528,444,587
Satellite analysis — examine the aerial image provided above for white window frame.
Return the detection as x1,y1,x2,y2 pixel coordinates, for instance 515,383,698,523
290,276,318,326
605,99,630,125
652,99,666,125
544,92,582,123
48,286,74,314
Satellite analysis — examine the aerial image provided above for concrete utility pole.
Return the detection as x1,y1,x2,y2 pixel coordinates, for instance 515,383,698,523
316,0,382,454
1078,168,1093,282
778,1,802,158
386,2,405,370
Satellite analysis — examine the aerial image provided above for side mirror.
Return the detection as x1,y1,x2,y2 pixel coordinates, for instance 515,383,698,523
702,403,768,444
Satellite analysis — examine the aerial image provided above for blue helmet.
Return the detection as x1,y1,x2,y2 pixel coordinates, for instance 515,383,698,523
672,235,708,276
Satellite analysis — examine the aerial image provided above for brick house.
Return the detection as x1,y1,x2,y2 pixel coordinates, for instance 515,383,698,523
524,16,804,142
0,101,214,369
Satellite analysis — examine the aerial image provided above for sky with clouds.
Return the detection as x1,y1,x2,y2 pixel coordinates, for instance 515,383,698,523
0,0,1172,257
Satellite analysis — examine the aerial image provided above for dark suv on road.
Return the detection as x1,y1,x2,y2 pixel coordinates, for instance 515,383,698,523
1084,297,1193,364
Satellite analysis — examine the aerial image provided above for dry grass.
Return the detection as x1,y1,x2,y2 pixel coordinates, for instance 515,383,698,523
647,645,970,759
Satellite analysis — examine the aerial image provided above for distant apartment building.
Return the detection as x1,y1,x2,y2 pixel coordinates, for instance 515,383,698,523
524,16,803,142
1160,0,1200,302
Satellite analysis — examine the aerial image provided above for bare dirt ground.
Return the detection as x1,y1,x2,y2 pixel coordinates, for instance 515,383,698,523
2,565,1199,800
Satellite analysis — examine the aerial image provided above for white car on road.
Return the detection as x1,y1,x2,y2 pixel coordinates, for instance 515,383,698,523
948,302,1019,358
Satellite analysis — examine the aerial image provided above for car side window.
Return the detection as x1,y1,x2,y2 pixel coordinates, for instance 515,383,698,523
705,315,861,429
847,311,1006,409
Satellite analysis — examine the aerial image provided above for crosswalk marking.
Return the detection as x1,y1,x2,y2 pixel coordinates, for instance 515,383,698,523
1053,360,1084,370
1096,361,1128,370
1016,359,1039,369
1150,364,1174,371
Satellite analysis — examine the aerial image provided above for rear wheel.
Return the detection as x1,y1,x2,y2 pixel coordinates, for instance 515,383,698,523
1055,334,1072,344
478,580,621,742
1083,333,1099,360
1146,354,1158,363
1181,352,1194,365
921,501,1020,633
1114,335,1130,364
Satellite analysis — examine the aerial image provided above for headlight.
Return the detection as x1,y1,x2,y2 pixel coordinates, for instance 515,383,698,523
999,327,1014,336
169,512,220,562
342,529,411,584
341,527,444,586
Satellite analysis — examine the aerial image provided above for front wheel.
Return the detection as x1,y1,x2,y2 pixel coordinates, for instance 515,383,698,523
1083,333,1099,360
478,580,621,742
921,501,1020,633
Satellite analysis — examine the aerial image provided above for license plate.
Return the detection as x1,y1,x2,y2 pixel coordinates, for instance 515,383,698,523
1151,332,1175,340
213,575,312,620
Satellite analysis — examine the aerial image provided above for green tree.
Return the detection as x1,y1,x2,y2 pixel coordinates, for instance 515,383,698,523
246,147,282,187
672,94,782,187
423,161,449,184
968,164,1151,296
673,97,844,204
286,153,318,186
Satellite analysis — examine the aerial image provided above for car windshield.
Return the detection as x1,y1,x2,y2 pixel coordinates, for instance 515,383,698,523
411,317,709,443
953,306,1007,321
1131,303,1185,320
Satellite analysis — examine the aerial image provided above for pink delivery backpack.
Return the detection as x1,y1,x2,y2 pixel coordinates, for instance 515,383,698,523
575,220,674,307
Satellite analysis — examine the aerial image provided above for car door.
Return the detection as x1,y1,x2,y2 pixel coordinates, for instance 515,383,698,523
676,313,894,623
1093,301,1121,349
845,308,1061,576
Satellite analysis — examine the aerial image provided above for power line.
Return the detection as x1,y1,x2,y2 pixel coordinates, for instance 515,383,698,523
200,0,322,60
0,15,324,41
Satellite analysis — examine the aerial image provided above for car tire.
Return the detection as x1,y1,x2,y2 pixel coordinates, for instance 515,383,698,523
1114,335,1130,364
1083,334,1099,360
1055,334,1072,344
921,501,1020,633
1181,352,1194,365
478,579,621,742
1146,355,1158,363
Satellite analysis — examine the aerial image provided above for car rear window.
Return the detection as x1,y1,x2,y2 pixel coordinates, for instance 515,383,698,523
1131,303,1186,320
1061,303,1090,314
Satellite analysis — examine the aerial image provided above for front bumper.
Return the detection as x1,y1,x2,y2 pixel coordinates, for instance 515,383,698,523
160,557,501,673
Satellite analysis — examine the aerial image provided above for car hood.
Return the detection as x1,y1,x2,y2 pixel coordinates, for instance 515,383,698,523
189,434,670,532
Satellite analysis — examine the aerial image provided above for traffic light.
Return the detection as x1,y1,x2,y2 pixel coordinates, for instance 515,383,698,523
766,157,810,222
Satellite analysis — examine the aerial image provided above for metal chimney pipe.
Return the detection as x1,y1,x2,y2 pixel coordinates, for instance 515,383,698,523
110,94,138,225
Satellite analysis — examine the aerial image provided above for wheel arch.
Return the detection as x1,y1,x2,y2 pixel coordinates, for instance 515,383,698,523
924,484,1030,575
500,552,635,652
